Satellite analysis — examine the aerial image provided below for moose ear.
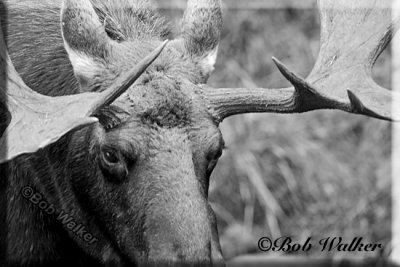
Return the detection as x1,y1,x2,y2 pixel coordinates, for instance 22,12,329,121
180,0,222,78
61,0,111,91
197,45,219,75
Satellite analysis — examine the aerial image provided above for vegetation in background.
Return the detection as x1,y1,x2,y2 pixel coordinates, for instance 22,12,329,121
159,2,392,260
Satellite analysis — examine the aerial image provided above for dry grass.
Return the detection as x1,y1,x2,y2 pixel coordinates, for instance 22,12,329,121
158,1,392,260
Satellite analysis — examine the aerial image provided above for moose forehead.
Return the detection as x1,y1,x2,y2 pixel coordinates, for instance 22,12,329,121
105,73,212,130
97,74,222,155
100,43,214,129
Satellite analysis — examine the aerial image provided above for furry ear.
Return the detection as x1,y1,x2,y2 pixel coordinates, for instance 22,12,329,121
61,0,111,91
181,0,222,76
198,45,219,75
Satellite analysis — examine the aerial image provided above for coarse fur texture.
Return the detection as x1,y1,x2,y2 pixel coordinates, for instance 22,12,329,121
1,0,225,266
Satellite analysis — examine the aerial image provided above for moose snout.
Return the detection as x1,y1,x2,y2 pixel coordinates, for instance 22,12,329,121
142,202,224,266
138,183,224,266
146,235,211,264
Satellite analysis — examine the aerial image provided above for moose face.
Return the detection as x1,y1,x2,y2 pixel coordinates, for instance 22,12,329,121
67,75,225,265
57,0,225,265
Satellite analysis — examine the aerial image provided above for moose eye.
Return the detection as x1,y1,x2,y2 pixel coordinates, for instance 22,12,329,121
207,148,223,161
214,149,223,160
206,148,223,177
99,148,129,183
104,150,119,164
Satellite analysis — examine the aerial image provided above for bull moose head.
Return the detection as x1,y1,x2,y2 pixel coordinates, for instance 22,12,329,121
0,0,398,266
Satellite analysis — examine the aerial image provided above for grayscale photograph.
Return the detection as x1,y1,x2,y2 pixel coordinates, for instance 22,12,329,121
0,0,398,266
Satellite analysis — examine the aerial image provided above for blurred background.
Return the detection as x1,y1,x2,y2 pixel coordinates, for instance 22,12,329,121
158,0,392,262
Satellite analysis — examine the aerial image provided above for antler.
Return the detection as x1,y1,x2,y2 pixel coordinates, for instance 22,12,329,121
205,0,400,122
0,22,168,164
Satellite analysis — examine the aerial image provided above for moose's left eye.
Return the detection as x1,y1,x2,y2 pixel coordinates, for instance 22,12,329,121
207,148,223,162
214,149,223,160
206,148,223,177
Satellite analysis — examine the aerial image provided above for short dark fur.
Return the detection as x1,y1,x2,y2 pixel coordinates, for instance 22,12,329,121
1,0,225,266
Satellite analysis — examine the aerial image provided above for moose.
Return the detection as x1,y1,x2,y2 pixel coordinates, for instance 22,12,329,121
0,0,398,266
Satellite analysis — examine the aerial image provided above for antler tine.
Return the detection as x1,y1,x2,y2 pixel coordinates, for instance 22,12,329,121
0,18,167,163
205,0,400,122
90,40,168,111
